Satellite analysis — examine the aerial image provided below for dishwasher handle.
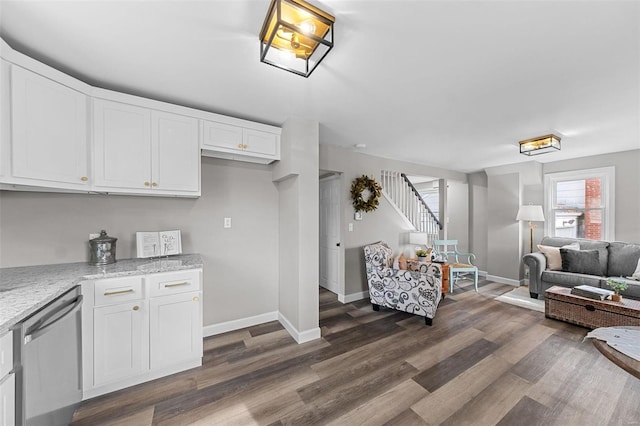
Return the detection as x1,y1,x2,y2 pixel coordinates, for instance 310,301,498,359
24,295,83,344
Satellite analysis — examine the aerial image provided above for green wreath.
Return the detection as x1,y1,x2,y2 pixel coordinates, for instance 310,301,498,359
351,175,382,212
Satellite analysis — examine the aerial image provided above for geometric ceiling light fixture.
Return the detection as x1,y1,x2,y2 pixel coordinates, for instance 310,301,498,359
259,0,335,77
519,134,561,156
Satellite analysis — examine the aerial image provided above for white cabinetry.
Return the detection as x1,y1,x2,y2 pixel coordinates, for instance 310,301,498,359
3,64,89,190
0,331,15,426
82,269,202,399
93,99,200,196
201,120,280,164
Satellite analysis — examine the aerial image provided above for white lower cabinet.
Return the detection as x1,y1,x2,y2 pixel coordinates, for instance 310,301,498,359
0,331,14,426
150,292,202,370
93,301,148,387
0,373,15,426
82,269,203,399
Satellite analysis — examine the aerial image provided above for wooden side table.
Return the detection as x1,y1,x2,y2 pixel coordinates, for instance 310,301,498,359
440,263,450,294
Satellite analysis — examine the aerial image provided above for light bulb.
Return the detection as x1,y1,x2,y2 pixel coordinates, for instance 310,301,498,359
299,19,316,35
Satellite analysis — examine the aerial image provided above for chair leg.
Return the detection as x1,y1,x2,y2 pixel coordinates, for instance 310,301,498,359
372,304,380,311
449,269,454,294
425,316,433,326
474,270,479,292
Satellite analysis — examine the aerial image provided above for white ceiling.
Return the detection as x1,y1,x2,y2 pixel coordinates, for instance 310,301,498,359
1,1,638,173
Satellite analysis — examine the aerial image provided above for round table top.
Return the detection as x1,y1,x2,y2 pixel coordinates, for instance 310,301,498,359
592,338,640,380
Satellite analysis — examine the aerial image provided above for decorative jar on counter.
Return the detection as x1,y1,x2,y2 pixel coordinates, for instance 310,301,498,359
89,230,117,265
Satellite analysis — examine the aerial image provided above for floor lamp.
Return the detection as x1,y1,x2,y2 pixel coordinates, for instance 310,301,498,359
516,205,545,253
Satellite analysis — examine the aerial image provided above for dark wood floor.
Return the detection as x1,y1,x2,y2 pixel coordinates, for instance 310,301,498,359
72,280,640,425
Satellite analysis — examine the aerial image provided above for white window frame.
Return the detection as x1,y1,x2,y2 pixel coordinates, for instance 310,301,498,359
544,166,615,241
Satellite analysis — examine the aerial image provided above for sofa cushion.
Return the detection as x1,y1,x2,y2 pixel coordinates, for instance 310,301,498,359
560,248,602,276
576,240,609,276
538,243,580,270
607,242,640,278
542,270,602,288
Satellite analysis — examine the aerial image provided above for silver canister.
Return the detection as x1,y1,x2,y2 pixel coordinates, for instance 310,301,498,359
89,230,117,265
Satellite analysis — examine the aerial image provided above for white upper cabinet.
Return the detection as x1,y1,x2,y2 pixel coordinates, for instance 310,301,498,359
93,99,151,190
7,65,89,188
201,120,280,164
93,99,200,196
152,111,200,193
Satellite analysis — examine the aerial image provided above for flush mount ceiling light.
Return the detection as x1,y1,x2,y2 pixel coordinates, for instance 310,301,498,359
519,134,561,156
259,0,335,77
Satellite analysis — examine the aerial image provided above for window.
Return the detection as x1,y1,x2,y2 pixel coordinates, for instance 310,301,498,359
544,167,615,241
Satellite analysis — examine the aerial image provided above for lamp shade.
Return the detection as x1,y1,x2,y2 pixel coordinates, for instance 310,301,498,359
409,232,430,245
259,0,335,77
516,205,545,222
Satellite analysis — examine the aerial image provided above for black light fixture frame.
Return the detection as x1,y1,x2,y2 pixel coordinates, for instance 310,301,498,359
259,0,334,78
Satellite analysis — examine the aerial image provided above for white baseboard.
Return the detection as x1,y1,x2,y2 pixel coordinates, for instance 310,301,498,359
278,312,321,344
203,310,321,344
203,311,278,337
339,290,369,303
486,274,521,286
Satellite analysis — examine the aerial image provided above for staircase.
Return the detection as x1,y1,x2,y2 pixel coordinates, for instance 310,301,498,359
380,170,442,245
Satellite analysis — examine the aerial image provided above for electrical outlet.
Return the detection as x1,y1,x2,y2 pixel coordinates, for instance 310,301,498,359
89,233,100,240
224,217,232,229
348,223,354,232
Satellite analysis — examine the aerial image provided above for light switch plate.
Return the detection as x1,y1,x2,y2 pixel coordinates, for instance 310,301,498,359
348,223,354,232
224,217,232,228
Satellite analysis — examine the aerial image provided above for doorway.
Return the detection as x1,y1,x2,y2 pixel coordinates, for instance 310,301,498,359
319,174,342,295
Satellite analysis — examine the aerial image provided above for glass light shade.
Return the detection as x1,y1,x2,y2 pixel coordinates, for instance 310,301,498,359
519,134,561,156
516,205,545,222
259,0,334,77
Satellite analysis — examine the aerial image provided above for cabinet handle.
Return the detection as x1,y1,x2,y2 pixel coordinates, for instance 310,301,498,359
243,144,249,149
144,181,150,187
193,296,199,302
164,282,189,288
104,289,134,296
133,305,140,311
152,182,158,187
237,143,244,149
80,176,88,182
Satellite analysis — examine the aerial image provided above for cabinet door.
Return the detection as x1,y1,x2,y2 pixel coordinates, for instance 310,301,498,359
151,111,200,193
149,292,202,370
243,129,278,157
93,301,148,387
11,65,88,187
201,120,243,152
0,373,15,426
93,99,151,190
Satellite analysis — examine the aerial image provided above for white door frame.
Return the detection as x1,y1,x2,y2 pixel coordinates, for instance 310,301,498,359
319,173,344,296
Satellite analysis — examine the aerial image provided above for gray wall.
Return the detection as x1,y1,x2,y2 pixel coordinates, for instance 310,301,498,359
274,117,319,336
541,149,640,243
468,172,488,271
0,157,280,327
470,149,640,283
320,144,466,296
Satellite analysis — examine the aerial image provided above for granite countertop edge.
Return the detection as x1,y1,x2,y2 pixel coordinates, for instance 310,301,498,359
0,254,203,336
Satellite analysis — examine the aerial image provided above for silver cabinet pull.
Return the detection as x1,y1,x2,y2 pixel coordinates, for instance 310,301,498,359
164,282,189,288
104,289,134,296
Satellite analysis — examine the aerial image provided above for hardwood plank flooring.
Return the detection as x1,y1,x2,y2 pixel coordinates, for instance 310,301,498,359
72,280,640,425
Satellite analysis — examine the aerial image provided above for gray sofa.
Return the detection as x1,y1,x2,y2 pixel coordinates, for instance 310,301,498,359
523,236,640,300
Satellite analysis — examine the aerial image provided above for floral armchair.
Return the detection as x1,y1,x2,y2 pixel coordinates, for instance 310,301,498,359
364,241,443,325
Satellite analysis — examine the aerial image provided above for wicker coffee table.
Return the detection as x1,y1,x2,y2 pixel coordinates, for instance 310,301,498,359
545,286,640,329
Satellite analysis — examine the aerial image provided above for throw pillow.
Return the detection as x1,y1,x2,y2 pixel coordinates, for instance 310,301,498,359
538,242,580,270
632,257,640,280
398,253,407,270
560,248,602,276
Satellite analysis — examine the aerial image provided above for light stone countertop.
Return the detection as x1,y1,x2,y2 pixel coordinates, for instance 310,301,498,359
0,254,203,335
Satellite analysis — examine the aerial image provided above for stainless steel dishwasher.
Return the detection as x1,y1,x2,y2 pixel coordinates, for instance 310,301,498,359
14,286,83,426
